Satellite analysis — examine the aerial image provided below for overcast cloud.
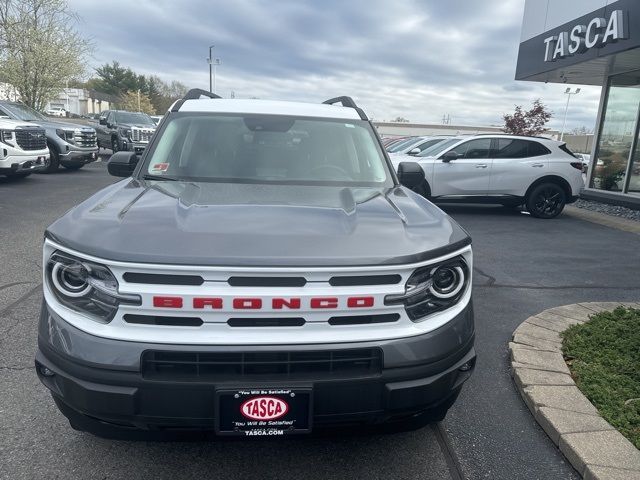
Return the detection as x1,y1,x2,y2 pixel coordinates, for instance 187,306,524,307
68,0,601,131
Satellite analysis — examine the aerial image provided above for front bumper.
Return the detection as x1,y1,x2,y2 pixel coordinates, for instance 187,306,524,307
36,300,475,431
121,139,149,155
0,155,48,174
59,147,98,166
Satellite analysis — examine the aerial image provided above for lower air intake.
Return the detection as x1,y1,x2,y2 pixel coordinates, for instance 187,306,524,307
141,348,383,381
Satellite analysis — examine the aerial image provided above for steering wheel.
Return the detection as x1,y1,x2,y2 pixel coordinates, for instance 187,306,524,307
310,164,351,180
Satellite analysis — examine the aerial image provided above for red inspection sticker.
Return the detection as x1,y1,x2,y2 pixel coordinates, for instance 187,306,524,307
151,163,169,172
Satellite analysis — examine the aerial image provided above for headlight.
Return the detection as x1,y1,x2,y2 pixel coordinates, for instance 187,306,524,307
55,129,75,144
119,127,132,139
385,256,469,321
46,252,140,322
0,129,15,145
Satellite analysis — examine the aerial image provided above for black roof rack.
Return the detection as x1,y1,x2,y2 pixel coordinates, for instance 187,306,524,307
171,89,222,112
322,96,368,121
183,88,222,100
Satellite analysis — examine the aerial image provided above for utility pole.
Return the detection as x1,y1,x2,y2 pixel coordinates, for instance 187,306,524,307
137,89,141,111
561,87,581,140
208,45,214,93
207,45,221,94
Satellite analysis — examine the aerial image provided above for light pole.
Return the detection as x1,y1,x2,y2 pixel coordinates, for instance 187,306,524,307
560,87,581,140
207,45,221,94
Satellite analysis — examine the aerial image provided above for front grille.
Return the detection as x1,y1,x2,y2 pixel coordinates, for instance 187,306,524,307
141,348,383,382
15,128,46,150
72,130,97,148
131,128,154,142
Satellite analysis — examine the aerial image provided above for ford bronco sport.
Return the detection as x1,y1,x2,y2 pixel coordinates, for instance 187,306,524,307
36,90,475,437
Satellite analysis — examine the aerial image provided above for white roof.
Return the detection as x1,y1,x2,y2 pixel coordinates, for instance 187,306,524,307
178,98,362,120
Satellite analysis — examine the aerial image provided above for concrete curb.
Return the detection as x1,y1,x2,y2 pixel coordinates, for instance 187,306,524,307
564,206,640,235
509,302,640,479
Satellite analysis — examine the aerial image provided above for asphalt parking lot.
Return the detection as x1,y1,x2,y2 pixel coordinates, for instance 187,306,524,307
1,161,639,479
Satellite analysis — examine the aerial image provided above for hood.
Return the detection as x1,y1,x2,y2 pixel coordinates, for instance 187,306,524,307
36,118,95,131
46,180,470,267
0,118,36,129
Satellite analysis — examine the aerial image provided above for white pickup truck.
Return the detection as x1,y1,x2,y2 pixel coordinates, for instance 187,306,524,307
0,118,49,178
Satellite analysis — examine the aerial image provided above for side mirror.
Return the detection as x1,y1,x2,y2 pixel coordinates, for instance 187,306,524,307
108,151,139,177
397,161,424,189
408,147,421,155
442,151,460,163
99,118,106,125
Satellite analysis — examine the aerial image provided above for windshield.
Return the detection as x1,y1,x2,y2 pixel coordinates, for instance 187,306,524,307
3,103,45,121
387,137,420,153
144,114,393,187
418,138,461,157
115,112,155,125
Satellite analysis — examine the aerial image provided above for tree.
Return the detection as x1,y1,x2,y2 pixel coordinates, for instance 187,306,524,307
0,0,92,110
148,76,188,112
392,116,410,123
92,61,140,96
503,99,552,136
86,64,189,113
119,90,155,114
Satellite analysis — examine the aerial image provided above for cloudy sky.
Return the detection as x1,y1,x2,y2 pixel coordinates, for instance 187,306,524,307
68,0,601,130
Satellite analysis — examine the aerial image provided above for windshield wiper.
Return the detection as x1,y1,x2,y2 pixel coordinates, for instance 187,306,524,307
142,174,181,182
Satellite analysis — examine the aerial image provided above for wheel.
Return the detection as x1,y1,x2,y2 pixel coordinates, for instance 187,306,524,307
111,137,119,153
41,145,60,173
526,183,566,219
63,164,84,171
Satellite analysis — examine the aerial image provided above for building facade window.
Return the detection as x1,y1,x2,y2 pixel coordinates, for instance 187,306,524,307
590,71,640,194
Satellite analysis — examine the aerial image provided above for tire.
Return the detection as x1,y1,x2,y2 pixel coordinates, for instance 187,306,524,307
526,183,566,219
111,137,119,154
63,164,84,171
41,145,60,173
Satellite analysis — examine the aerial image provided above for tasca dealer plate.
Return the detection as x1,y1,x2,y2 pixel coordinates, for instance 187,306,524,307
216,388,312,436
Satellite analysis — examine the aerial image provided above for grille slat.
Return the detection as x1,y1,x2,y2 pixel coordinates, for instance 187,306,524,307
72,130,97,148
131,128,154,142
141,348,382,382
15,128,46,150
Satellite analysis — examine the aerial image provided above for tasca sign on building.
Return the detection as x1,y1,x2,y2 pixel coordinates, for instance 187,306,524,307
543,10,627,62
515,0,640,84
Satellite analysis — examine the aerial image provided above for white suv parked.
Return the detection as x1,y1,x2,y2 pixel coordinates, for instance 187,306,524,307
391,135,584,219
0,118,50,178
45,106,66,117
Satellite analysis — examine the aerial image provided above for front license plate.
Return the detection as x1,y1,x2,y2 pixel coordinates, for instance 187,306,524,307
216,388,312,436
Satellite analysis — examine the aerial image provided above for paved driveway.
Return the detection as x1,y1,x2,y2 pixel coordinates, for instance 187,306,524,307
1,162,638,479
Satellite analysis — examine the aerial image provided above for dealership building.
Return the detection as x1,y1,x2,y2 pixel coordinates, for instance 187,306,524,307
517,0,640,207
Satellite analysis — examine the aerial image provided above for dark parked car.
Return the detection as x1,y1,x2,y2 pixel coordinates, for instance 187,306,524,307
96,110,157,154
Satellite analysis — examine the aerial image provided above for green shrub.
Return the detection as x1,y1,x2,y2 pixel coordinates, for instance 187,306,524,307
562,307,640,449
